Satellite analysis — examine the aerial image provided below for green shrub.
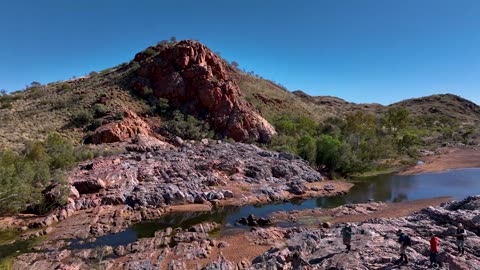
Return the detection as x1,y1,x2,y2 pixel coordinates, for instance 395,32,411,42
30,81,42,88
44,133,76,171
0,133,115,215
297,135,317,164
99,68,114,76
113,111,125,120
141,86,153,97
166,110,214,140
72,110,94,127
88,119,104,131
92,104,109,117
157,40,170,48
28,88,47,99
270,134,297,153
144,47,156,56
58,83,72,91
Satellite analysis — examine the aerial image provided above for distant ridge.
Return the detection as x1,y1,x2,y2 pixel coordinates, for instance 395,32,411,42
0,39,479,148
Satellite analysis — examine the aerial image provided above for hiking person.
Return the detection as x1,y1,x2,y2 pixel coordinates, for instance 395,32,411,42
341,223,353,251
455,223,467,256
396,229,411,264
429,233,439,268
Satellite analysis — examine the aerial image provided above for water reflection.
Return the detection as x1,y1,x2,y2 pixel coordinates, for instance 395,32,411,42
320,168,480,205
70,168,480,249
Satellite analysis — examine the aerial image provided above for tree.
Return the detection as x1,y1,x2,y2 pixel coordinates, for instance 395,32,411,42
297,135,317,164
0,89,6,96
342,111,377,151
316,135,342,170
157,98,169,114
383,107,409,135
231,61,239,68
45,133,76,171
30,81,42,88
157,40,169,47
170,36,177,43
397,133,419,155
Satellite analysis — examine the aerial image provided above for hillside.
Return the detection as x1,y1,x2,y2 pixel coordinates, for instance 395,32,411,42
291,90,384,115
0,39,479,150
0,64,150,149
1,39,480,270
390,93,480,125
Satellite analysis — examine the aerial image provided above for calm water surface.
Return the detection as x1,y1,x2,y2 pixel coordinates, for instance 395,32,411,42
69,168,480,249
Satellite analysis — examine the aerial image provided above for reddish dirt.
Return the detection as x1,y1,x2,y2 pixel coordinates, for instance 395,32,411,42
400,147,480,175
332,197,451,223
272,197,451,227
183,230,271,269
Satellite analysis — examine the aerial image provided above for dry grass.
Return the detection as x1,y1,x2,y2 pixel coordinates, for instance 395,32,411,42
1,52,479,150
0,65,149,149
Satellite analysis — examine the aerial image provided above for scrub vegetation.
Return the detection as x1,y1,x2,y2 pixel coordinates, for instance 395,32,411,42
0,39,478,215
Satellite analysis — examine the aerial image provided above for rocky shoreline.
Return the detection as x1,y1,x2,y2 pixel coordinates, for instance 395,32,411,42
2,140,480,269
0,139,354,269
9,195,480,270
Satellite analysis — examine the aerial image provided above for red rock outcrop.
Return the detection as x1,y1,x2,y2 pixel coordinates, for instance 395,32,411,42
133,40,276,143
91,110,154,144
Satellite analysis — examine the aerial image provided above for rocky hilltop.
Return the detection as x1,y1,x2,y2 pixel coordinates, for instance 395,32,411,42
291,91,480,125
1,39,479,148
132,40,276,143
391,93,480,125
292,90,384,115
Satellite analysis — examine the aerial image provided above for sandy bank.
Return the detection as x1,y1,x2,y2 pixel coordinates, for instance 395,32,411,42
400,146,480,175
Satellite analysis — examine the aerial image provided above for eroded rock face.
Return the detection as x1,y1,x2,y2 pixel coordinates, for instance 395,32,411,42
133,40,276,143
91,110,154,144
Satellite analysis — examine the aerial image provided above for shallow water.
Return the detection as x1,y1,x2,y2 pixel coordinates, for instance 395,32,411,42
67,168,480,249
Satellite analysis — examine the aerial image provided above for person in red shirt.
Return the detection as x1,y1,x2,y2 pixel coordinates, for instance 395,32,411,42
429,233,439,268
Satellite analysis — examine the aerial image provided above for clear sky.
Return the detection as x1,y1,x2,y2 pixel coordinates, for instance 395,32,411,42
1,0,479,105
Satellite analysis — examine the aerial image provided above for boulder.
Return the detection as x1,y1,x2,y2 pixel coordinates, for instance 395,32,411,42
287,181,307,195
91,110,155,144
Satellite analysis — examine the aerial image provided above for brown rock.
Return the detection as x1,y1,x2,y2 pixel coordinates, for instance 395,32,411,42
133,40,276,143
72,179,106,194
69,186,80,199
91,110,154,144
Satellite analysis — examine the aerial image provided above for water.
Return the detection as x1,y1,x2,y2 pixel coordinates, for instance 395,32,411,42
67,168,480,249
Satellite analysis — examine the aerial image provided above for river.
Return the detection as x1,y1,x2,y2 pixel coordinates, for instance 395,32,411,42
69,168,480,249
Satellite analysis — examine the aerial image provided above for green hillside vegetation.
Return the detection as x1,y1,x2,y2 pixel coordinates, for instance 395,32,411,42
0,39,479,180
268,105,479,176
0,133,122,215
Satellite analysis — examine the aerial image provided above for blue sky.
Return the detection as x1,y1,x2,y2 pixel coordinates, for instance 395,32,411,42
1,0,479,105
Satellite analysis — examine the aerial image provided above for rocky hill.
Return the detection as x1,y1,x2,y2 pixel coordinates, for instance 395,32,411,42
390,93,480,125
292,90,384,116
0,39,479,149
291,90,480,125
0,40,278,149
1,39,480,270
131,40,275,143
